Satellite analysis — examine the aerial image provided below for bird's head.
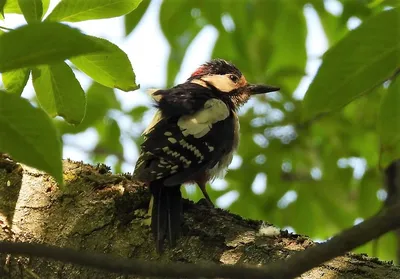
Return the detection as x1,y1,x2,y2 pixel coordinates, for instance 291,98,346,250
188,59,279,109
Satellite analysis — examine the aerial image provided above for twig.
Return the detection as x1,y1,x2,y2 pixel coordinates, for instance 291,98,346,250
279,202,400,278
0,203,400,278
0,25,13,31
0,242,271,278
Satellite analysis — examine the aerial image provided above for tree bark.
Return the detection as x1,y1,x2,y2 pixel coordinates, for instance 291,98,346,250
0,157,399,278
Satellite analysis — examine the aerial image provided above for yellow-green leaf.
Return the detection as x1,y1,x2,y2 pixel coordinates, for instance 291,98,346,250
124,0,149,36
46,0,142,22
18,0,43,22
4,0,21,14
32,62,86,124
70,36,138,91
0,22,106,72
303,8,400,121
2,68,30,95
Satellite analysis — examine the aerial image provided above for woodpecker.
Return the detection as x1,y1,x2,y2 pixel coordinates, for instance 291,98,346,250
133,59,279,252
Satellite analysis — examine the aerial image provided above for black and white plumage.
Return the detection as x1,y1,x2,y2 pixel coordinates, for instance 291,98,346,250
133,59,279,252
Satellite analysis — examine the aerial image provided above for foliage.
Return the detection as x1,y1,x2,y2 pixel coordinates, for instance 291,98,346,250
0,93,62,184
0,0,400,262
0,0,139,183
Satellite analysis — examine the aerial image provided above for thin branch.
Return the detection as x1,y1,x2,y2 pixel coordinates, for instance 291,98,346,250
1,202,400,278
0,241,272,278
0,25,13,31
279,202,400,278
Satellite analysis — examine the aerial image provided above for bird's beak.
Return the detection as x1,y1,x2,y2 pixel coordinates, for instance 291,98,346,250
247,84,280,95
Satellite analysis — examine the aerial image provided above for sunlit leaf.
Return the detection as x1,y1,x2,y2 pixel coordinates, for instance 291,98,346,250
4,0,21,14
303,8,400,121
42,0,49,16
0,22,106,72
46,0,142,22
0,93,63,184
18,0,43,23
124,0,150,36
2,68,30,95
32,62,86,124
70,36,138,91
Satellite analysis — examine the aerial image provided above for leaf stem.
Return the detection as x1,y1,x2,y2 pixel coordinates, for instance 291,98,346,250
0,25,13,31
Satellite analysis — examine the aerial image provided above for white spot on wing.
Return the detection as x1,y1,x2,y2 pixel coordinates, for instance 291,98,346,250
179,139,204,160
205,142,214,152
168,137,177,144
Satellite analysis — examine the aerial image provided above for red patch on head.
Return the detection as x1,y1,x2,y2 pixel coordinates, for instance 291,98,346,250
191,66,206,77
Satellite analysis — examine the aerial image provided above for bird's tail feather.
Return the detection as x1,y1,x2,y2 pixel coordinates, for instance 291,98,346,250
150,182,182,253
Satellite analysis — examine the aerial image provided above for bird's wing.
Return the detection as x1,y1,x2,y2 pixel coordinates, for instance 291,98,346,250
133,99,235,185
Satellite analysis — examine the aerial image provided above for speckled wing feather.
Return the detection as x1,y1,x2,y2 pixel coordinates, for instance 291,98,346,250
133,114,235,185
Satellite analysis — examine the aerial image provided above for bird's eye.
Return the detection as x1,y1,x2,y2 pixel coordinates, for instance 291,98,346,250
229,75,239,83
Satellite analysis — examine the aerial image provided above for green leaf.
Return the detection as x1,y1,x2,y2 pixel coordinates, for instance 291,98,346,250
2,68,30,95
42,0,50,16
124,0,150,36
0,93,63,184
0,22,106,73
4,0,21,14
303,8,400,121
56,82,120,135
18,0,43,22
378,76,400,166
70,36,138,91
46,0,142,22
0,0,6,16
32,62,86,124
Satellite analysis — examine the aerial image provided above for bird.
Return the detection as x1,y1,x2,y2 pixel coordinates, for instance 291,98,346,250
133,59,279,252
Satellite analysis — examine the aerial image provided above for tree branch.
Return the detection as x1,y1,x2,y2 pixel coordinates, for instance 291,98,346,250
1,202,400,278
